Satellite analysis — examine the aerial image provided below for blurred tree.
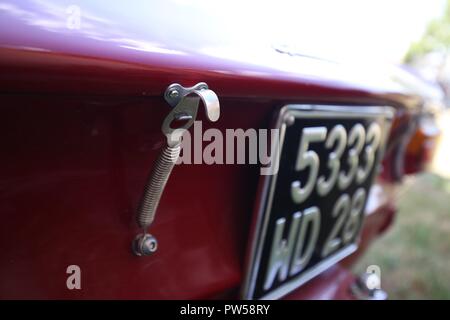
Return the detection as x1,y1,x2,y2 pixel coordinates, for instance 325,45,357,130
404,0,450,63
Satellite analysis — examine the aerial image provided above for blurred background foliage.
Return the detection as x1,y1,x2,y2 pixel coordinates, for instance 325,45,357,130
355,0,450,299
404,0,450,63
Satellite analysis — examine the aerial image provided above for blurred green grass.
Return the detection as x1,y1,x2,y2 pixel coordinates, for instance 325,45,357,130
354,173,450,299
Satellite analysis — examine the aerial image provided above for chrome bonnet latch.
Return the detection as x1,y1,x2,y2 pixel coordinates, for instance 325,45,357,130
132,82,220,256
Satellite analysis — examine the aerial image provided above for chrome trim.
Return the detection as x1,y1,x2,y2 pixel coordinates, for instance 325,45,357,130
241,104,394,300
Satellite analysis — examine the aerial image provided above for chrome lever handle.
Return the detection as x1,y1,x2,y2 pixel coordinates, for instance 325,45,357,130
133,83,220,256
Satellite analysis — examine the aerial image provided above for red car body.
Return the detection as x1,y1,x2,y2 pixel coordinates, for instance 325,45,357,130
0,0,435,299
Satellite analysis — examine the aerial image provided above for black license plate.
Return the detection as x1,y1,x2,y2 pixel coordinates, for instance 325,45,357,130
242,105,394,299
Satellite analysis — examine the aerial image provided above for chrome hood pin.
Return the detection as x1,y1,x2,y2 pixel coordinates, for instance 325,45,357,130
133,82,220,256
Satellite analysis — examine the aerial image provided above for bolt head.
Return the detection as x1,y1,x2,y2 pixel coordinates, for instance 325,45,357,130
132,233,158,256
168,89,180,99
285,114,295,126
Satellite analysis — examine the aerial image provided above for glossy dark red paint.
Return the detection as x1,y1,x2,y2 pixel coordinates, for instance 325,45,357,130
0,94,399,299
0,0,424,299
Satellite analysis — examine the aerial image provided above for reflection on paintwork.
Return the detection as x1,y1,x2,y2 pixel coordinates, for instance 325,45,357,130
0,0,432,95
0,0,181,54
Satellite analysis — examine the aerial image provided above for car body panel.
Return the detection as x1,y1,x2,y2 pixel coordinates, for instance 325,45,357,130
0,0,427,299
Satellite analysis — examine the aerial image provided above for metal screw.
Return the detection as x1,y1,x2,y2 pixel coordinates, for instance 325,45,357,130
285,114,295,126
168,89,180,99
132,233,158,256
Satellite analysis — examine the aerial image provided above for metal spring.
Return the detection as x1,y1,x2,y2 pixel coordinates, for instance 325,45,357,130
136,143,181,229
